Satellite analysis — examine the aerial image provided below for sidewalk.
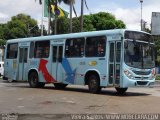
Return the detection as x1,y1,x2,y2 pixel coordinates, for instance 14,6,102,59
153,80,160,87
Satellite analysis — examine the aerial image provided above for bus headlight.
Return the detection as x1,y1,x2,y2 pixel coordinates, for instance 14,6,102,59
149,68,156,80
124,70,134,79
152,68,156,77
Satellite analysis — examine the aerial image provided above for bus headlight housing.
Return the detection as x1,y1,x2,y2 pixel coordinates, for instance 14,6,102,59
149,68,156,80
124,70,134,79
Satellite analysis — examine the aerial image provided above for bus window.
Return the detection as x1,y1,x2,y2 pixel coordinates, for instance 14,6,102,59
53,46,57,62
7,43,18,59
34,41,50,58
65,38,85,57
85,36,106,57
116,42,121,62
29,42,34,58
110,43,114,62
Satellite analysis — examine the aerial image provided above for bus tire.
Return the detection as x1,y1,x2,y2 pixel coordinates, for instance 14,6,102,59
54,83,68,89
28,72,45,88
38,82,45,88
115,87,128,94
88,75,101,94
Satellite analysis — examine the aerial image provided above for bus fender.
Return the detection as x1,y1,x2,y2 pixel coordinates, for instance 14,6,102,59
84,69,101,85
27,68,39,81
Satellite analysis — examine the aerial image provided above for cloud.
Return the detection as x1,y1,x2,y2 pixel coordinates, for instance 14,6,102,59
88,0,160,30
0,12,10,23
113,1,160,30
0,0,42,22
110,8,141,30
1,0,160,31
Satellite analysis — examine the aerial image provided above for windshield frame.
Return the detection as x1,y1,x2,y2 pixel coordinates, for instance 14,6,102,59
124,39,155,69
124,30,153,43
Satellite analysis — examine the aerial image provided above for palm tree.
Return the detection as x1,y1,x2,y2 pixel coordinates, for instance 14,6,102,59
58,0,75,33
80,0,90,32
80,0,84,32
36,0,75,34
35,0,54,34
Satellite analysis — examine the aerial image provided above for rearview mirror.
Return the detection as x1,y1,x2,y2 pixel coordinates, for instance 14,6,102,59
124,41,128,49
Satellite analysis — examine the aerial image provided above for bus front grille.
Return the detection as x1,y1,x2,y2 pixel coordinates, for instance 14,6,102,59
132,70,151,75
136,81,148,86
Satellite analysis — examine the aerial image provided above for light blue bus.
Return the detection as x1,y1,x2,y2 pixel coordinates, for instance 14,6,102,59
3,29,156,94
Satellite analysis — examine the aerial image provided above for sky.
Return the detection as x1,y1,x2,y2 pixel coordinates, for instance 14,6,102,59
0,0,160,31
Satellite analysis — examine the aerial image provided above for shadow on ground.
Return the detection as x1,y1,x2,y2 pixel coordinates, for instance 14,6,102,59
2,80,151,97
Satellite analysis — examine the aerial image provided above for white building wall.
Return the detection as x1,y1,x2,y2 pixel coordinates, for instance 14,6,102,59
151,12,160,35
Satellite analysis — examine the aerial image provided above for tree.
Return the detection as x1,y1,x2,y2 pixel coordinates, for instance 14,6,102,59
0,14,42,40
0,39,6,46
36,0,54,34
51,12,126,34
36,0,75,34
57,0,75,33
80,0,89,32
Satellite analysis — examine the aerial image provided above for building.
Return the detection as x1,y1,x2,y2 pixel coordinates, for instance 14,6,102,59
151,12,160,35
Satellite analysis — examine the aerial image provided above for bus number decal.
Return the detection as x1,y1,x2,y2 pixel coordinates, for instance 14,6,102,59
38,59,56,83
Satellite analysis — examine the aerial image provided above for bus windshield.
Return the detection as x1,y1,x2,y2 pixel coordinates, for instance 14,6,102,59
124,40,155,69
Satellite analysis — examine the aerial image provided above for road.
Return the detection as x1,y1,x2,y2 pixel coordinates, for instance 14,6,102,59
0,79,160,119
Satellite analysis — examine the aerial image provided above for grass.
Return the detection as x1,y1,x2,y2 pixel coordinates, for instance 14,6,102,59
156,75,160,80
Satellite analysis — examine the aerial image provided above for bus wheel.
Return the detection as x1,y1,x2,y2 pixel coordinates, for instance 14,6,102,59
115,87,128,94
28,72,45,88
88,75,101,94
54,83,68,89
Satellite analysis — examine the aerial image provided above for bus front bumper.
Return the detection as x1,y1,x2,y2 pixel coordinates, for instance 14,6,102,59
122,77,155,88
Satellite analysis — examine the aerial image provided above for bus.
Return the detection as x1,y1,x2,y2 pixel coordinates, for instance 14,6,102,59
3,29,156,94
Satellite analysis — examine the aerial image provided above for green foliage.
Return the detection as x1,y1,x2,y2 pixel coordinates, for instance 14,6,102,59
56,17,69,34
156,75,160,80
0,39,6,46
0,13,45,40
51,12,126,34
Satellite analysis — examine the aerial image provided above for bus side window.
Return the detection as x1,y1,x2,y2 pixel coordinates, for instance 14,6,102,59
85,36,106,57
6,43,18,59
65,38,85,58
34,40,50,58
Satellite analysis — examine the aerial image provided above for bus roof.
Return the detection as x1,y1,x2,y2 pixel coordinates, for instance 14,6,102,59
6,29,150,43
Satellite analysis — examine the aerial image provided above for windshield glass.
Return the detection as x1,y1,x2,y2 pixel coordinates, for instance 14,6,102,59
124,40,155,69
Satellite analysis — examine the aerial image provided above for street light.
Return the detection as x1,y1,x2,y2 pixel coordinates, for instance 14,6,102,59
140,0,143,31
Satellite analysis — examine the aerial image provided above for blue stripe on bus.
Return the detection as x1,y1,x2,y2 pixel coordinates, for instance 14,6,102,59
62,58,76,84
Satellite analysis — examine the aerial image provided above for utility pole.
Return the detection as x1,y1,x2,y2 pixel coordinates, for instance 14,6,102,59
48,0,51,35
41,0,44,36
140,0,143,31
70,1,73,33
80,0,84,32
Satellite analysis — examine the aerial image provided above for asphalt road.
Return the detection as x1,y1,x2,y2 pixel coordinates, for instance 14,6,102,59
0,79,160,120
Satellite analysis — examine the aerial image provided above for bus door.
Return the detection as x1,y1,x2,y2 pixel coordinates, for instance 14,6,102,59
52,45,63,82
108,41,121,86
18,47,28,80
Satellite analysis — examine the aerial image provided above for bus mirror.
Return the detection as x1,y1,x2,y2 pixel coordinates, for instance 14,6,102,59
133,39,137,46
124,41,128,49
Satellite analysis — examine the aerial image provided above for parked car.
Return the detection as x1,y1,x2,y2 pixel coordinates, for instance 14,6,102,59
0,61,4,77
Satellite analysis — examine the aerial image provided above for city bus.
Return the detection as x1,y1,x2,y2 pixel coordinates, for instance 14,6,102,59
3,29,156,94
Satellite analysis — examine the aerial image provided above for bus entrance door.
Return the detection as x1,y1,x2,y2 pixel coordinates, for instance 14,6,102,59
18,47,28,81
108,41,121,87
52,45,63,82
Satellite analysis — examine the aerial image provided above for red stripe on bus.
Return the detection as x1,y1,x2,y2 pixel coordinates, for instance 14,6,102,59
38,59,56,83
